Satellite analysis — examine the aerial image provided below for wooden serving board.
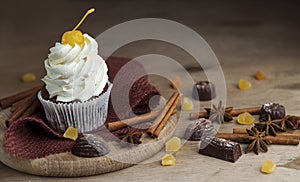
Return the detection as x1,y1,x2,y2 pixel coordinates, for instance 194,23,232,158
0,109,178,177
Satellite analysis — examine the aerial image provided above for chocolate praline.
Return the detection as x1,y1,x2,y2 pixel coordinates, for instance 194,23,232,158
192,81,216,101
71,134,110,158
259,103,285,121
184,118,217,141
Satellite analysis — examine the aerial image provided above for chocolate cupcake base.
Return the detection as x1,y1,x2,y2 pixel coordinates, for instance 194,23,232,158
38,82,113,133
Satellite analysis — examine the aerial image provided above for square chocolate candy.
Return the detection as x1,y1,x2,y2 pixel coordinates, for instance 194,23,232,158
199,137,242,163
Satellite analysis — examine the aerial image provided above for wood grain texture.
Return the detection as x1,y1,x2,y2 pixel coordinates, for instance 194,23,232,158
0,110,178,177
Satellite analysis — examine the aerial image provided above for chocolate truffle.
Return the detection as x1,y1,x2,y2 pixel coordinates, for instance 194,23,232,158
259,103,285,121
71,134,110,158
184,118,217,141
199,137,242,163
192,81,216,101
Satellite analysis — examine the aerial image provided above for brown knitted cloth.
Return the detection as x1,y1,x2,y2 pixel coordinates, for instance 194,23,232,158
3,117,74,159
3,57,160,159
106,57,159,121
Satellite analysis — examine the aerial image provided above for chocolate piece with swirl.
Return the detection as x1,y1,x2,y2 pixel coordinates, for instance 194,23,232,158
71,134,110,158
184,118,217,141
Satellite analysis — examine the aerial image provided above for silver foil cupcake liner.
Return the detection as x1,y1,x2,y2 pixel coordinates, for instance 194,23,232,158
37,82,113,133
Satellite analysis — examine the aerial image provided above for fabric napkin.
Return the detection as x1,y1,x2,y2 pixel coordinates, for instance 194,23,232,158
3,57,160,159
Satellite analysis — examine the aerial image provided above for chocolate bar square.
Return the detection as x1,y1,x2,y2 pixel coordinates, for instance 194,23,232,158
199,137,242,163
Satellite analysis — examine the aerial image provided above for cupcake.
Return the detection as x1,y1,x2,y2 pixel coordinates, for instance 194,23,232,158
38,9,112,133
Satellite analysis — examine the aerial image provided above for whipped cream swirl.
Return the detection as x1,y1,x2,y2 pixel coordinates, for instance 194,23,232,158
42,34,108,102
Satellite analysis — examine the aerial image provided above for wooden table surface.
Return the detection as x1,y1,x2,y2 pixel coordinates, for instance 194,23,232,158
1,0,300,181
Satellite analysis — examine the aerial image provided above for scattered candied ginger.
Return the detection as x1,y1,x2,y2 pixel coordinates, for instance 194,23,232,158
21,73,36,83
161,154,176,166
255,71,266,80
181,97,194,111
237,112,255,125
63,127,78,141
165,137,181,152
238,79,251,90
261,160,276,174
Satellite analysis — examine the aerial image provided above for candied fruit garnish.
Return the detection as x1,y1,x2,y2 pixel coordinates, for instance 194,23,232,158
255,71,266,80
61,30,84,47
237,112,255,125
161,154,176,166
63,127,78,141
181,97,194,111
21,73,36,83
165,137,181,152
261,160,276,174
238,79,251,90
61,8,95,47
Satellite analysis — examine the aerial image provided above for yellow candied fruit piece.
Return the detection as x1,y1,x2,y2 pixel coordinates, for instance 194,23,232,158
181,97,194,111
61,8,95,47
255,71,266,80
165,137,181,152
237,112,255,125
171,76,182,89
21,73,36,83
61,30,84,47
261,160,276,174
161,154,176,166
63,127,78,141
238,79,251,90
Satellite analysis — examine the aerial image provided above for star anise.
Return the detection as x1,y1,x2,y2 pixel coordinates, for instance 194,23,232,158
205,101,233,123
117,127,143,146
245,127,270,155
281,115,299,130
254,115,284,136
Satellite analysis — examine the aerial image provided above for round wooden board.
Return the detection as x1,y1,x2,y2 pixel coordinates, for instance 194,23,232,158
0,109,178,177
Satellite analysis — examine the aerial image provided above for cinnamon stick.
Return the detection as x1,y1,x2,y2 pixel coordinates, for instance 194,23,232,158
190,106,261,120
152,96,180,138
147,92,180,138
189,112,208,120
233,128,300,139
216,133,299,145
20,98,41,118
10,93,35,113
6,94,36,125
0,85,42,109
107,109,177,132
229,107,261,116
108,110,161,132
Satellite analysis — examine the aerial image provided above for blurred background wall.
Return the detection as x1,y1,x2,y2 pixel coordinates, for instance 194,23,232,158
1,0,299,94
